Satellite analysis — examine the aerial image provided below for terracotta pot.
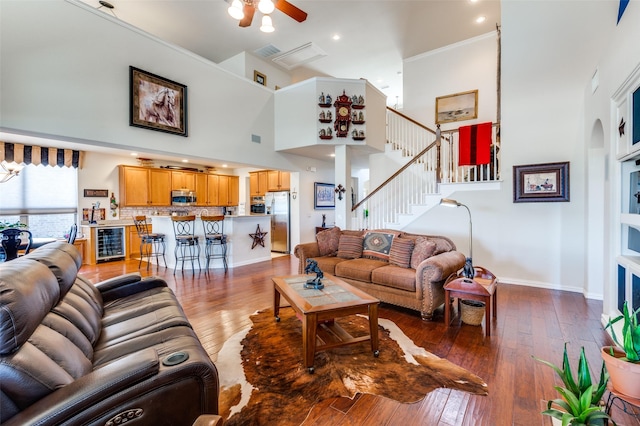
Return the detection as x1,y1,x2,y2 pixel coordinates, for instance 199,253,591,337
602,346,640,399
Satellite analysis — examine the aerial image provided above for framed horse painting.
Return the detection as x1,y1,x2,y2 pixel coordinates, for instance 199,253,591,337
129,66,188,137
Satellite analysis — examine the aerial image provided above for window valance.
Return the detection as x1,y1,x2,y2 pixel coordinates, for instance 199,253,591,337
0,142,83,168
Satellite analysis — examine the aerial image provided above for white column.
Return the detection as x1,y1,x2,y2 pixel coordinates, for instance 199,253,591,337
334,144,352,229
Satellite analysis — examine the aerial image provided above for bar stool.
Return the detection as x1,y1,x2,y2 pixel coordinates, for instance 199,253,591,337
171,215,201,274
201,215,228,272
133,216,166,271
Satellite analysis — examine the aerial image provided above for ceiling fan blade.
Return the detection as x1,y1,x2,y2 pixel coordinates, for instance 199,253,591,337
274,0,307,23
239,4,255,27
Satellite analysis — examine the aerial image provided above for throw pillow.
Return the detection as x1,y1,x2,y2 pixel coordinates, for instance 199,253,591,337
410,237,438,269
337,234,364,259
362,231,399,261
389,237,415,268
316,227,341,256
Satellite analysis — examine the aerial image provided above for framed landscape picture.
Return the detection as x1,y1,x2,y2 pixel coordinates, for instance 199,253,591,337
435,90,478,124
130,66,188,137
314,182,335,209
513,162,570,203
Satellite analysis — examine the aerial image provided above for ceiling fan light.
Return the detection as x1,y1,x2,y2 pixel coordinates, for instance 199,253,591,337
258,0,275,14
228,0,244,20
260,15,275,33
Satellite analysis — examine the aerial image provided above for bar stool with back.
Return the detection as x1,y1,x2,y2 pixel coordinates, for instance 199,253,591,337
133,216,166,271
171,215,201,274
201,215,228,272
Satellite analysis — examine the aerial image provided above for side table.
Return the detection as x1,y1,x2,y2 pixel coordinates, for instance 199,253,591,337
444,266,498,336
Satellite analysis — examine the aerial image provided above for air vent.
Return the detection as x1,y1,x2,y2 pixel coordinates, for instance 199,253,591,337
254,44,281,58
272,42,327,70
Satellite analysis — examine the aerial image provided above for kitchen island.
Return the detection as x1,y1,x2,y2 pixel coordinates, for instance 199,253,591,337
150,215,271,270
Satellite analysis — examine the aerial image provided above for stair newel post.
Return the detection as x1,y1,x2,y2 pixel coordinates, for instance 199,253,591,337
436,124,442,184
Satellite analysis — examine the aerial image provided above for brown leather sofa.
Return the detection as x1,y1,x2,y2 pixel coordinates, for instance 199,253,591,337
294,228,465,320
0,241,220,426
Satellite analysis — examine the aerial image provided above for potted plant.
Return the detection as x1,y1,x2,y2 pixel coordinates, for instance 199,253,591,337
533,343,614,426
602,300,640,399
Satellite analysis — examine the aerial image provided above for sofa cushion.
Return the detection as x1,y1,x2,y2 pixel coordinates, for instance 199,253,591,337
433,238,454,255
389,237,415,268
309,256,347,275
335,258,389,282
337,234,364,259
371,265,417,292
362,231,399,261
410,237,438,269
316,227,341,256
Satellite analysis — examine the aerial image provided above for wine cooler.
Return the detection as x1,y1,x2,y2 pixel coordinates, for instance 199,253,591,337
96,226,126,262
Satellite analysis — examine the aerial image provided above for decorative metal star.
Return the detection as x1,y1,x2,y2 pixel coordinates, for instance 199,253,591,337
619,117,626,137
249,224,268,249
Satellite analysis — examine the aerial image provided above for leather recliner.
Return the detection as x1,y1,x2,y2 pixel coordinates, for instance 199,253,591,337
0,242,220,425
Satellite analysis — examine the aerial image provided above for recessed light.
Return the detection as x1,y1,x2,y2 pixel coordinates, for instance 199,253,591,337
332,34,341,41
469,0,479,3
222,164,228,168
329,153,335,157
182,159,189,163
476,15,486,23
130,152,138,156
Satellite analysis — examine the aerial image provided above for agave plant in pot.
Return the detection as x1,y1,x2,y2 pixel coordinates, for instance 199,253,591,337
602,300,640,399
533,343,614,426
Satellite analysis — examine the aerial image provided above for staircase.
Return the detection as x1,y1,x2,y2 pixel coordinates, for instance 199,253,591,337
350,108,501,230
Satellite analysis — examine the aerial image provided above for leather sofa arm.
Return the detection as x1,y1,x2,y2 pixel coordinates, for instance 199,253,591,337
96,273,169,302
293,242,321,274
3,348,159,426
415,250,466,320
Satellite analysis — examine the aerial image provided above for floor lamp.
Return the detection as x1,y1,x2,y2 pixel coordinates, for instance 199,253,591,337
440,198,475,279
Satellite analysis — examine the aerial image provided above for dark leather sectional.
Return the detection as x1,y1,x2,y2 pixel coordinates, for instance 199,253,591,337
0,242,220,425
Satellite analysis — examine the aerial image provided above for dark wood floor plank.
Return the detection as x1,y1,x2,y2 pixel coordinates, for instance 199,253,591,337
76,257,640,425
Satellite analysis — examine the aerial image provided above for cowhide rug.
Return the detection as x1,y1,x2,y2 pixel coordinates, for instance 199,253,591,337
217,309,487,426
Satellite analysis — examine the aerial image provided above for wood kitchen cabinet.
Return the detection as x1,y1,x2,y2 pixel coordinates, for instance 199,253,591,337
204,174,219,206
171,170,196,191
249,171,268,196
119,166,171,206
194,173,208,206
127,225,142,259
267,170,290,191
218,175,239,206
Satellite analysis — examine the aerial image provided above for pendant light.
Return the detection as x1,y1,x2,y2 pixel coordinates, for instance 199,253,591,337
228,0,244,20
258,0,275,14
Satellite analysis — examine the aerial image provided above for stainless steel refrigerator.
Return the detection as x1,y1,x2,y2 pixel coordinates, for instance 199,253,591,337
265,191,290,253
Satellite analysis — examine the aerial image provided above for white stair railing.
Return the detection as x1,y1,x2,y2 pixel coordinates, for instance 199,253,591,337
350,108,500,231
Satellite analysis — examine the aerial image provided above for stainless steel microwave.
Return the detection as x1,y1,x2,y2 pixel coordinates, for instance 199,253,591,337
171,189,196,206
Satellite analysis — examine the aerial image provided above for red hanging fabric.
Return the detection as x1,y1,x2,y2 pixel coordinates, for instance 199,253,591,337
458,122,492,166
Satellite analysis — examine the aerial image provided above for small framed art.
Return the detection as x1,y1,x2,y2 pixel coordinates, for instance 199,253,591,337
314,182,335,209
513,162,570,203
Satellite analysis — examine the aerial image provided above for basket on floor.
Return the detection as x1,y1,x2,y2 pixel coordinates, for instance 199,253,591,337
460,299,485,326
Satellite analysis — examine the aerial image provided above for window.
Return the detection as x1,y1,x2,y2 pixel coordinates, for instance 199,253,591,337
0,164,78,238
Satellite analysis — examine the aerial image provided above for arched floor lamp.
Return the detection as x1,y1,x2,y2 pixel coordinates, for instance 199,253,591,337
440,198,475,278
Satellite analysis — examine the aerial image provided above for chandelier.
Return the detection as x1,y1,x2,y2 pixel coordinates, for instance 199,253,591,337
0,161,24,184
228,0,276,33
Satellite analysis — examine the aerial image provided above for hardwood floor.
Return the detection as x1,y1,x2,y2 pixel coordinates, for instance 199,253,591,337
79,256,640,426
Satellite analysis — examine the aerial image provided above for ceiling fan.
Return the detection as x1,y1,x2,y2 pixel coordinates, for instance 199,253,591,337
228,0,307,31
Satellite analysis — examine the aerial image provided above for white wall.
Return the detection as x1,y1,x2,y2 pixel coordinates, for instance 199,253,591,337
403,31,498,127
0,0,289,171
219,51,293,91
400,2,625,297
582,3,640,313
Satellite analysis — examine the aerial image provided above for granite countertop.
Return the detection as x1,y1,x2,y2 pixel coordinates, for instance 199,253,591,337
80,219,135,227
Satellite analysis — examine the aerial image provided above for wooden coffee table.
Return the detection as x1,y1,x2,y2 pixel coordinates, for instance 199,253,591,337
272,274,380,373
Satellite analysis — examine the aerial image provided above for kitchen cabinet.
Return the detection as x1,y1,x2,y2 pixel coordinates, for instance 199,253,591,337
267,170,290,191
171,170,196,191
218,175,239,206
127,225,142,259
194,173,208,206
119,166,171,206
249,171,268,196
204,174,219,206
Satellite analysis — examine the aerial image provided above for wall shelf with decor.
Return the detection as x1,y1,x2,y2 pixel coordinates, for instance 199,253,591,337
319,135,333,140
613,63,640,325
352,120,365,125
318,103,331,108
